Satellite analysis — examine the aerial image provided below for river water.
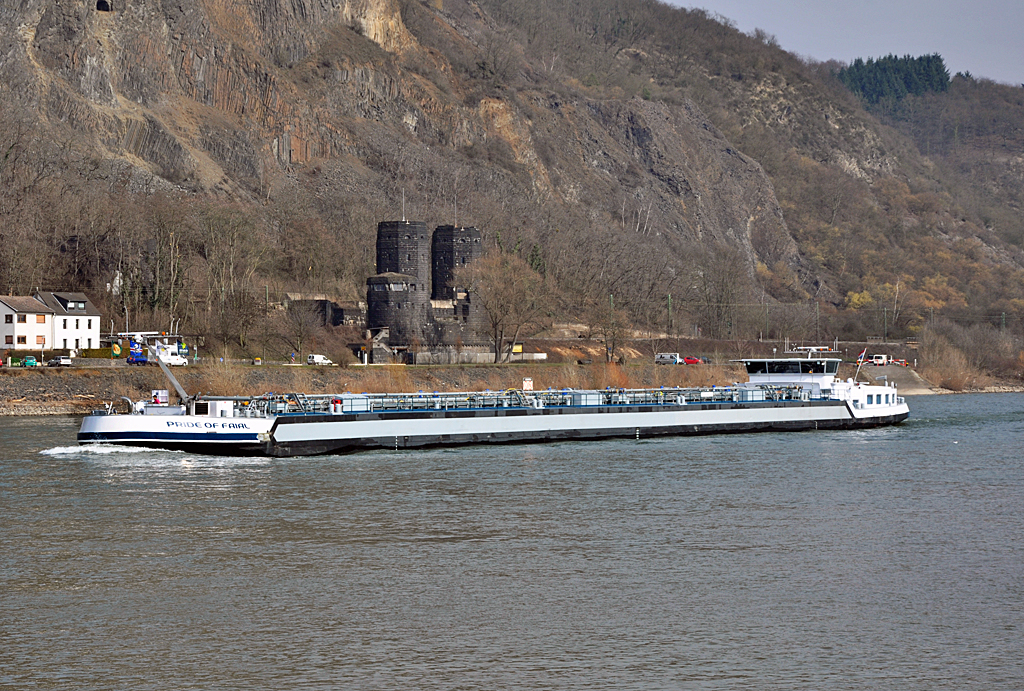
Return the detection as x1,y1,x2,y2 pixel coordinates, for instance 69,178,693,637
2,394,1022,689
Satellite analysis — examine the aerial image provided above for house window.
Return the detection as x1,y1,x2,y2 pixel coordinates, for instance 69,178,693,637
17,336,26,344
63,339,67,349
77,302,85,309
88,338,92,348
4,314,11,323
37,314,46,323
75,319,79,329
75,339,80,349
17,314,26,323
87,319,92,329
63,319,67,329
36,335,45,345
4,336,11,344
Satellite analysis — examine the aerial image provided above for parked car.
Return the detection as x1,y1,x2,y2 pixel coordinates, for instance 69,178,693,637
47,356,73,367
157,353,188,366
682,356,702,365
307,354,334,366
22,356,39,367
655,352,681,365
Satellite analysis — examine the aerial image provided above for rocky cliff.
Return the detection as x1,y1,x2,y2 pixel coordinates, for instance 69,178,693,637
2,0,1022,335
2,0,791,252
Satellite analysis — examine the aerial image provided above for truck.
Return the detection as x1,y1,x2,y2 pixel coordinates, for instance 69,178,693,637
307,354,334,366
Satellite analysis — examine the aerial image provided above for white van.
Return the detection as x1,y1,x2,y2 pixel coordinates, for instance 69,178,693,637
307,354,334,366
655,353,681,365
871,354,889,366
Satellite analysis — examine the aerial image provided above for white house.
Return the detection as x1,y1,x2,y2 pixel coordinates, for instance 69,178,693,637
34,292,103,352
0,296,55,351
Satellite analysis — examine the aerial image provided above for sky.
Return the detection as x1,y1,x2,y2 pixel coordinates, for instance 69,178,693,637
673,0,1024,85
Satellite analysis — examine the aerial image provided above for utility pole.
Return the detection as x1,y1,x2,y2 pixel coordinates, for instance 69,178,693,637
883,307,888,342
667,293,672,336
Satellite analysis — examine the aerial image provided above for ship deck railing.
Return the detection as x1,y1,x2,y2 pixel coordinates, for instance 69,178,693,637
218,385,838,417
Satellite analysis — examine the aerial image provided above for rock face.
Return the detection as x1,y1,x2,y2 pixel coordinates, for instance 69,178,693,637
0,0,800,282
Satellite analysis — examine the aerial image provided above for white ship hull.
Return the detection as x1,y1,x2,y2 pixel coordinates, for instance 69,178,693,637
78,411,273,454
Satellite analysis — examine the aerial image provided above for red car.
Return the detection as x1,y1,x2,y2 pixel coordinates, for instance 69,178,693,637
682,356,702,364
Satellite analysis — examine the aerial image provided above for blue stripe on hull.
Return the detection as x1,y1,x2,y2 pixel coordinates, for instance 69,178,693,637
78,431,259,443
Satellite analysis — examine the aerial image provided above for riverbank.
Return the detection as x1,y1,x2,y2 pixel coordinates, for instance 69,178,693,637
0,360,1010,416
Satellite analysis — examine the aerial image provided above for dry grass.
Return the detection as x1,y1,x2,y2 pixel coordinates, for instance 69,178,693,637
350,366,414,393
918,332,992,391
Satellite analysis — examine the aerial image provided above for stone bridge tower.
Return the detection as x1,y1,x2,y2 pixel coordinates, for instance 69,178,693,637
367,221,432,347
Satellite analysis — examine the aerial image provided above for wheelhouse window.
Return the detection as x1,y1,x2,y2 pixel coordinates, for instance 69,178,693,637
744,360,838,375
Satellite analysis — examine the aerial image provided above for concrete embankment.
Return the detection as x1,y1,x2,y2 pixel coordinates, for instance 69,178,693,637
853,364,938,395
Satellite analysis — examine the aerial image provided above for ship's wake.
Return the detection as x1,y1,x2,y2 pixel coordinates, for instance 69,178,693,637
41,444,177,456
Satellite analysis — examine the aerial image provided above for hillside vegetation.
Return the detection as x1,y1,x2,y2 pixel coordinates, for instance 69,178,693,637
1,0,1024,370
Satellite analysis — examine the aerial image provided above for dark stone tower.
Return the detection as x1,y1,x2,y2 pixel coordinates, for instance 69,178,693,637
366,273,432,346
377,220,429,291
367,221,432,347
431,225,482,300
431,225,487,344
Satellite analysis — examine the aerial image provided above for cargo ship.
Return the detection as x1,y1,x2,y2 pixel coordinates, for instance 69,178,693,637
77,355,909,457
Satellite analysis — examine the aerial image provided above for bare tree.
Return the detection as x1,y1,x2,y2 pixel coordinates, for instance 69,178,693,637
457,252,549,362
688,245,749,340
281,301,324,358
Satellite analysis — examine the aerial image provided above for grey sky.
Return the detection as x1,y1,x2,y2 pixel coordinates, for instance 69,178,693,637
673,0,1024,85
